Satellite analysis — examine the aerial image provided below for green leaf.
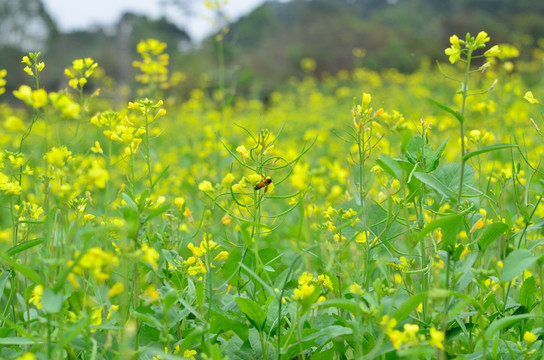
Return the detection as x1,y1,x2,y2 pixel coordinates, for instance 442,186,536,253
1,255,42,285
485,314,534,337
477,223,509,251
376,154,403,180
501,249,537,282
42,288,63,314
428,98,465,123
121,192,138,212
0,270,9,297
151,164,170,188
143,204,171,223
413,172,453,198
313,299,365,315
418,214,463,252
519,276,536,311
393,293,427,322
235,297,267,330
462,144,519,162
0,337,36,345
6,238,44,256
434,163,474,193
301,325,353,342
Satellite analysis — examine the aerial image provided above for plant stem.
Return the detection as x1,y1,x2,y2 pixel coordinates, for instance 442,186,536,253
457,51,472,209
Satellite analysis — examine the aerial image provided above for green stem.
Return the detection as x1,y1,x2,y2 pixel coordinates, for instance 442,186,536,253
457,51,472,209
144,110,153,191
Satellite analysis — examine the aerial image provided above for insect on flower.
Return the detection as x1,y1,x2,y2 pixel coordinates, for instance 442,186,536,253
254,175,272,193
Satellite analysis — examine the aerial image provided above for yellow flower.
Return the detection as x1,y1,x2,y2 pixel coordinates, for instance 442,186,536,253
143,285,160,302
349,283,364,296
28,285,43,309
444,34,461,63
429,327,444,350
484,45,500,58
141,243,160,270
91,306,103,327
362,92,372,108
198,180,214,192
88,160,109,188
524,331,537,344
44,146,72,167
470,218,485,232
174,197,186,210
524,91,539,104
108,282,124,298
292,283,315,301
214,251,229,262
15,353,36,360
474,31,490,48
236,145,249,160
0,69,6,95
183,349,197,360
388,329,405,349
317,274,333,291
90,140,103,154
298,272,314,286
3,116,25,133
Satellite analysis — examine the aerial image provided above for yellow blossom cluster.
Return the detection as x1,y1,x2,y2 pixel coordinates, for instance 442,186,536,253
382,316,444,351
68,247,120,286
292,271,333,302
184,234,229,278
133,39,169,89
64,57,98,90
0,69,7,95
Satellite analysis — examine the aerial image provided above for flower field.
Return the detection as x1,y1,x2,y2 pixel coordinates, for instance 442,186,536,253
2,32,544,359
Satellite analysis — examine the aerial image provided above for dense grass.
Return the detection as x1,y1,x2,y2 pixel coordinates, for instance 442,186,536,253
1,33,544,360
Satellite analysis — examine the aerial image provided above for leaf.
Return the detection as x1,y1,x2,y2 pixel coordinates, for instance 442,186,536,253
1,255,42,285
121,192,138,212
42,288,63,314
393,293,427,322
143,204,171,223
462,144,519,162
485,314,534,337
6,238,44,256
235,297,267,330
429,138,449,172
501,249,537,282
151,164,170,188
313,299,364,315
428,98,465,123
301,325,353,342
0,337,36,345
477,223,509,251
0,270,9,298
434,163,474,193
519,277,536,311
418,214,463,252
413,172,453,198
376,154,403,180
405,136,436,171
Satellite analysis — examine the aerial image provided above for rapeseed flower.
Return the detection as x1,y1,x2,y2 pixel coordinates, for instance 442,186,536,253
28,285,43,309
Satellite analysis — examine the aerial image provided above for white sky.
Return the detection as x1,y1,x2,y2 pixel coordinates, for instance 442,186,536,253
41,0,270,41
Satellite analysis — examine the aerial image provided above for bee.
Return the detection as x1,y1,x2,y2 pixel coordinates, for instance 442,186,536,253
254,175,272,193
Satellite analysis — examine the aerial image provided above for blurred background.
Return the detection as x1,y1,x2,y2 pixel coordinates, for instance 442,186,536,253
1,0,544,102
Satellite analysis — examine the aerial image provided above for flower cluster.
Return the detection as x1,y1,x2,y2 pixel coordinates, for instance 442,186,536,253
184,234,229,279
132,39,169,90
68,247,120,286
65,58,98,90
292,271,333,302
444,31,499,64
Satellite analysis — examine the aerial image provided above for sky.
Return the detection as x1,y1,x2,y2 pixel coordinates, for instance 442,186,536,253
41,0,271,41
